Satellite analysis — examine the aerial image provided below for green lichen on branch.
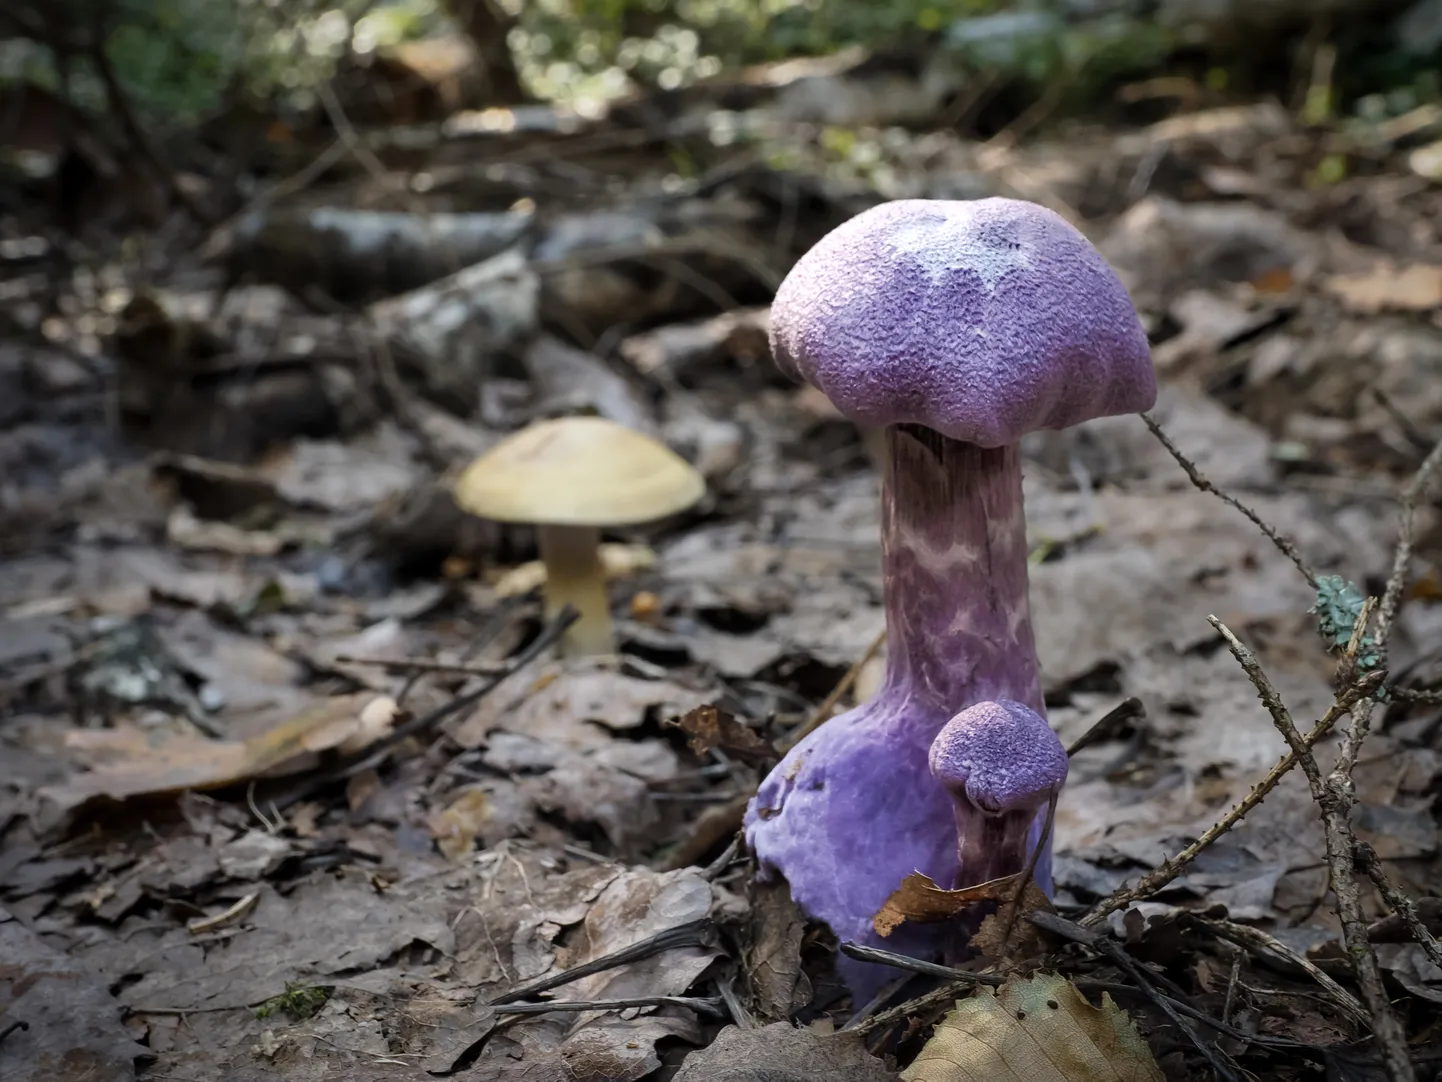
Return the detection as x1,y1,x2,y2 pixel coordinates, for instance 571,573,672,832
254,982,333,1021
1310,575,1380,671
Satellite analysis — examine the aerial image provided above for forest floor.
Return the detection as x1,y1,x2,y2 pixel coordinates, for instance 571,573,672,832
3,64,1442,1082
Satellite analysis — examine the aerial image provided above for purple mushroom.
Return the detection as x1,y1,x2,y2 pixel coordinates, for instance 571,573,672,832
744,197,1155,997
929,700,1070,889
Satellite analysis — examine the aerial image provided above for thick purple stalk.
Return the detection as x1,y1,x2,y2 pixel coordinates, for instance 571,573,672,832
745,424,1052,997
878,424,1041,712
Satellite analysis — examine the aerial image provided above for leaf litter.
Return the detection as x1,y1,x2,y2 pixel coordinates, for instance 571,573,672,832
1,30,1442,1082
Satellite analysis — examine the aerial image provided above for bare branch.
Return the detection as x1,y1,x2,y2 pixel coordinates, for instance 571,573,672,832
1079,670,1382,928
1142,413,1317,587
1209,616,1415,1082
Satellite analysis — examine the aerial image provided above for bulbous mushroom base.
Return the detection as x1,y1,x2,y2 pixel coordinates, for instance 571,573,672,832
744,694,1055,1002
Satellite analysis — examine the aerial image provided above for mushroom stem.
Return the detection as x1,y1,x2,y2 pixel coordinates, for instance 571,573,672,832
950,803,1053,894
879,423,1042,715
535,524,614,656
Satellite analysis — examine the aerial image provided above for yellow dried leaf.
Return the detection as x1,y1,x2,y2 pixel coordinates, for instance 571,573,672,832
429,788,492,861
1322,262,1442,314
901,974,1164,1082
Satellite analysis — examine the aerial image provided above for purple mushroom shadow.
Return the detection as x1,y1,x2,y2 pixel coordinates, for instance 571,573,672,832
744,197,1157,1002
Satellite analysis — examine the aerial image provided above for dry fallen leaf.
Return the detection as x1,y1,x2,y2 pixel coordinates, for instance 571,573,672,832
874,872,1017,938
968,880,1055,961
664,703,776,767
673,1021,898,1081
1322,262,1442,313
901,974,1164,1082
36,693,400,821
429,787,492,862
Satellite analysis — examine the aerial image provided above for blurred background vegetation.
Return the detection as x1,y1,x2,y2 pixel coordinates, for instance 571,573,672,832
2,0,1441,186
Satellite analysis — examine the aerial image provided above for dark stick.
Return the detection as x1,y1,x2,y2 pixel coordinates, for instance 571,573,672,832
493,995,726,1017
1355,842,1442,971
489,919,717,1006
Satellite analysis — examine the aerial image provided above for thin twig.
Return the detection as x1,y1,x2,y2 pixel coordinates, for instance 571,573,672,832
783,626,886,750
1066,696,1146,757
838,942,1000,988
332,654,508,677
843,935,1320,1053
1209,617,1415,1082
1202,917,1368,1026
1371,389,1435,455
1142,413,1317,587
1369,436,1442,670
1080,670,1382,927
1355,843,1442,972
492,995,726,1017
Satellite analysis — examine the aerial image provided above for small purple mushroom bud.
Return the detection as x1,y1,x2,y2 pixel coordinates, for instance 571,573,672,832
929,700,1069,890
745,197,1155,999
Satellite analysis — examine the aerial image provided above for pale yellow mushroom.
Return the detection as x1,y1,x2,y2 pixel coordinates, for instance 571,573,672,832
452,416,704,657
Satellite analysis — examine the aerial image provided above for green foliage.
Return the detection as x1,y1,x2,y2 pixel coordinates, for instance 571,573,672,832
1310,575,1380,671
2,0,445,128
254,982,333,1021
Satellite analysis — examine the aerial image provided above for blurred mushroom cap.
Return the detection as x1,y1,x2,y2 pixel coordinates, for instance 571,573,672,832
452,415,704,527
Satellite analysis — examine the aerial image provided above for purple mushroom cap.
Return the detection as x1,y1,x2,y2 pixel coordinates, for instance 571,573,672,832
930,700,1069,815
768,197,1156,444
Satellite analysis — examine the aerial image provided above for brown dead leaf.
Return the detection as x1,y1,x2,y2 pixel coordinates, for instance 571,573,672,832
901,974,1164,1082
429,787,491,862
36,693,399,822
672,1022,898,1081
969,880,1055,961
745,877,812,1021
874,872,1018,938
1323,262,1442,314
551,866,716,1004
453,661,706,750
0,906,144,1082
664,703,776,768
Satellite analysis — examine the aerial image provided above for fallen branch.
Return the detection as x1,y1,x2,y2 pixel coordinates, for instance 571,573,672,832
1209,616,1415,1082
1032,911,1240,1082
1201,916,1368,1027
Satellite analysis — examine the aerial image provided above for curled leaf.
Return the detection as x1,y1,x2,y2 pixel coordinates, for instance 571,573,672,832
873,872,1017,938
